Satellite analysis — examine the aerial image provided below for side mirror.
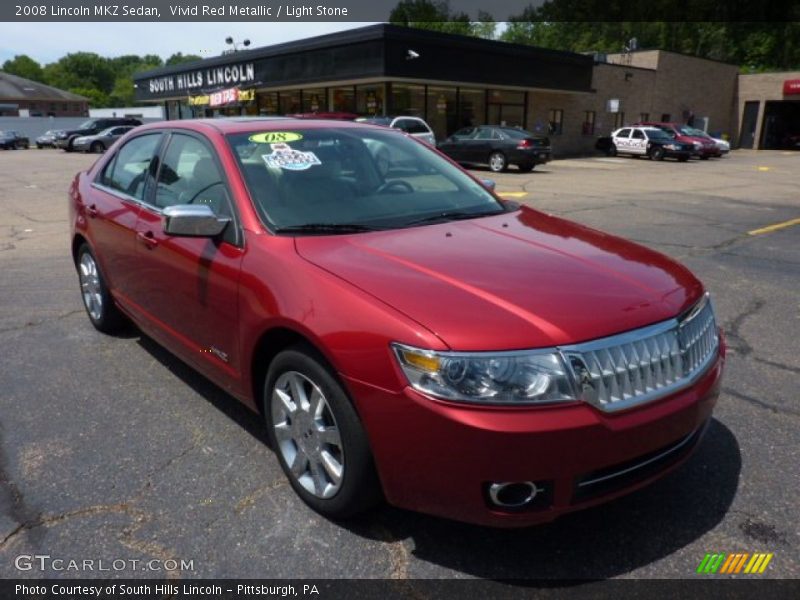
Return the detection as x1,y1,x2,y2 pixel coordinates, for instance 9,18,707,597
480,178,496,192
162,204,230,237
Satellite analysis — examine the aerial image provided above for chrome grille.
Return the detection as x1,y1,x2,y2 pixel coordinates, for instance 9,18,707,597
564,295,719,412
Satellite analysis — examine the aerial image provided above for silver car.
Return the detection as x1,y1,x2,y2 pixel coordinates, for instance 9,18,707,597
356,116,436,146
72,126,136,153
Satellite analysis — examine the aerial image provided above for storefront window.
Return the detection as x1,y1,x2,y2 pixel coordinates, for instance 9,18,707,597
389,83,425,118
582,110,596,135
279,90,302,114
356,84,384,116
426,86,457,140
258,92,280,115
301,88,326,112
458,88,486,128
614,112,626,129
488,89,525,105
548,109,564,135
330,86,356,113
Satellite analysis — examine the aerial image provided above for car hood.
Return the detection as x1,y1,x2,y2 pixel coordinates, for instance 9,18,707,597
295,207,704,351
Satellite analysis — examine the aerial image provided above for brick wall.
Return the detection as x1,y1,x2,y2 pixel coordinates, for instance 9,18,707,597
736,71,800,148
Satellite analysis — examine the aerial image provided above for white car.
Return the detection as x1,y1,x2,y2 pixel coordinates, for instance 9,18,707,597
609,126,693,161
356,116,436,146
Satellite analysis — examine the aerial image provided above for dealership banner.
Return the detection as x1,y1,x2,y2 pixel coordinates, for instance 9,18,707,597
1,579,798,599
2,0,796,22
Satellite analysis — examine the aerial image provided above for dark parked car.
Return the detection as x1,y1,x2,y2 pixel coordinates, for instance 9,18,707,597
55,118,141,152
70,118,724,527
36,130,57,148
438,125,551,172
0,130,30,149
71,126,136,153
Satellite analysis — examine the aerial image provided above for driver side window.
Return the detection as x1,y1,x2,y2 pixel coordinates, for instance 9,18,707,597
155,134,229,216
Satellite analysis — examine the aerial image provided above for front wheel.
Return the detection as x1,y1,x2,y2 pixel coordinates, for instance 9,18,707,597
264,346,380,519
90,141,104,153
76,244,125,333
678,155,689,162
607,144,617,157
488,151,507,173
650,147,665,161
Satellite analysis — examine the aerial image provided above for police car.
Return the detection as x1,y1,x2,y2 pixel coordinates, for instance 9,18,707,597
608,126,693,161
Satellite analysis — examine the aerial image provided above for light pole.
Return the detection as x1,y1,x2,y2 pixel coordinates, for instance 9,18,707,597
224,36,251,53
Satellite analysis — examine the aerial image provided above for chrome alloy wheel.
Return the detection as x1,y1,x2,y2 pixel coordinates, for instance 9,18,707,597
79,252,103,321
271,371,344,499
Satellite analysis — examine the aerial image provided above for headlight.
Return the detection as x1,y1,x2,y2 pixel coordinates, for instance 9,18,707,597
392,343,577,405
693,141,702,148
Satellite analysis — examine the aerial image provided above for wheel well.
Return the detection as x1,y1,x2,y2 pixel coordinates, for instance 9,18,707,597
250,327,325,414
71,234,87,269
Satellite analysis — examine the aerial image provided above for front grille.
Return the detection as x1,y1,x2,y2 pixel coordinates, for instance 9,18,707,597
563,295,719,412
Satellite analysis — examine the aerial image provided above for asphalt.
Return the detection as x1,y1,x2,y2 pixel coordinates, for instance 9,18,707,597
0,147,797,581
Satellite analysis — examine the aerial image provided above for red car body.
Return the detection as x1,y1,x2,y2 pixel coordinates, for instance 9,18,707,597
636,122,722,158
69,119,725,527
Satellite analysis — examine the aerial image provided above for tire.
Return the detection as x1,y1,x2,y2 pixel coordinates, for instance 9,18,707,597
700,155,710,160
76,244,126,333
264,345,381,519
517,163,535,173
64,137,76,152
36,143,43,149
607,144,617,157
90,141,104,153
678,155,689,162
488,151,507,173
650,147,665,161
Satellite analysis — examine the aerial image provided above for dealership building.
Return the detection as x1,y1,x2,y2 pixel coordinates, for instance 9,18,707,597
133,24,800,154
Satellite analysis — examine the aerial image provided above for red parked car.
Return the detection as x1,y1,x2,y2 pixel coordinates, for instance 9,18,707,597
636,122,722,159
69,118,725,527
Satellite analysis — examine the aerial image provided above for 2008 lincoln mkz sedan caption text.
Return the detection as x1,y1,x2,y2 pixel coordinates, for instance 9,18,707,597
69,118,725,527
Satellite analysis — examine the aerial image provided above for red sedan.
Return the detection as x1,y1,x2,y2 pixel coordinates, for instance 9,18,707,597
69,118,725,527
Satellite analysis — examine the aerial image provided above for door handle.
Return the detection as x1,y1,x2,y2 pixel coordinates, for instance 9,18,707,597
86,204,98,218
136,231,158,249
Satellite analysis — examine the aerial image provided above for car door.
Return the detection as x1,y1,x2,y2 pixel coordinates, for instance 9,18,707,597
613,128,632,153
465,127,495,163
129,131,245,389
630,129,648,155
438,127,476,161
87,132,163,305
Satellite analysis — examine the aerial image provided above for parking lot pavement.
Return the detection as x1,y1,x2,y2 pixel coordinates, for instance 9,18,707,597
0,148,798,580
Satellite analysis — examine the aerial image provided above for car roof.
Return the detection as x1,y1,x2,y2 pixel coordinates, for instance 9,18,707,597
132,117,389,136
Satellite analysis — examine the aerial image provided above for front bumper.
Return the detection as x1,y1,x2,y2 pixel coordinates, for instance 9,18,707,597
347,337,725,527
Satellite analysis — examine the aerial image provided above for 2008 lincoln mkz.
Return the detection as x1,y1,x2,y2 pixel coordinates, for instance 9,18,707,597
69,118,725,527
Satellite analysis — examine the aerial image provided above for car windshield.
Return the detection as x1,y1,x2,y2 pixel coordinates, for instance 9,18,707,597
356,117,392,126
228,127,506,233
646,129,673,141
685,128,711,138
78,120,96,130
502,128,536,139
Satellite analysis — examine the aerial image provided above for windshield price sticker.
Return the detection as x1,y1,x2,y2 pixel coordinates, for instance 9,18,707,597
262,143,321,171
249,132,303,144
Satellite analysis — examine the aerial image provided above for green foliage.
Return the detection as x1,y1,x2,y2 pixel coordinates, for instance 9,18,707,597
389,0,496,38
2,54,45,82
166,52,203,66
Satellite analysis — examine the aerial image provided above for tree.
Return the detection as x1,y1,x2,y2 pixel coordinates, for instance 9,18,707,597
166,52,202,66
389,0,495,38
2,55,44,82
43,53,116,96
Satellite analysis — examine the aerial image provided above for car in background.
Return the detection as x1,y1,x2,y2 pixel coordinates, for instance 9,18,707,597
71,125,137,153
287,112,358,121
55,117,142,152
437,125,551,172
635,122,721,159
686,128,730,155
35,130,58,148
69,118,724,527
607,126,693,161
356,116,436,146
0,130,30,149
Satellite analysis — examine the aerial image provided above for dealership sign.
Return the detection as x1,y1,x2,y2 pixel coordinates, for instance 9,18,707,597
783,79,800,95
147,62,255,95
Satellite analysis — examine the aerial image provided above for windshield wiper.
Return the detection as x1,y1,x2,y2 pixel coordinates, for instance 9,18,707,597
273,223,381,234
402,210,505,228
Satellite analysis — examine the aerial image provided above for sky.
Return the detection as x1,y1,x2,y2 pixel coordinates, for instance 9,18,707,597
0,22,379,65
